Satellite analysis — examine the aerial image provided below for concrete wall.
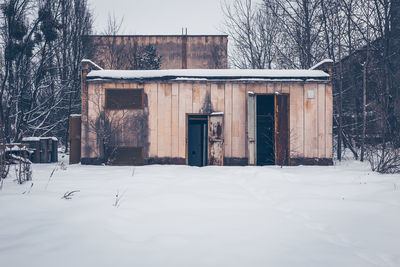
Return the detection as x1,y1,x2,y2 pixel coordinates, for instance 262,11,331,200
83,35,228,70
82,79,333,165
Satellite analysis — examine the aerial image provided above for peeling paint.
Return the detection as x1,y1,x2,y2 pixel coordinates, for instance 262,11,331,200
208,114,224,165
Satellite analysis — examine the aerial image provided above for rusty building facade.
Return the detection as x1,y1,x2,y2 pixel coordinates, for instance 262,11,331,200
83,35,228,70
76,34,333,166
80,61,333,166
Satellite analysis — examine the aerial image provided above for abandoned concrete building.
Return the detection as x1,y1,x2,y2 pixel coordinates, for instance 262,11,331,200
75,35,333,166
83,35,228,70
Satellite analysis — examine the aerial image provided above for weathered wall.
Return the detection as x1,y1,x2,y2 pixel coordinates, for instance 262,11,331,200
289,82,333,163
81,81,149,164
83,35,228,70
82,80,333,165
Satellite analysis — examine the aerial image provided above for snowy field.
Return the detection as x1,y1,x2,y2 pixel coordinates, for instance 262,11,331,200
0,158,399,267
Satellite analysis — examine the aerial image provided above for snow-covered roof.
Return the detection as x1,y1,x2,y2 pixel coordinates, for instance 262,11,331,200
22,137,41,142
82,59,103,70
22,136,58,142
309,59,334,70
86,69,330,82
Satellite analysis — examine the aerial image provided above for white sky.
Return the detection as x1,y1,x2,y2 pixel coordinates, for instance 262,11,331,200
87,0,231,35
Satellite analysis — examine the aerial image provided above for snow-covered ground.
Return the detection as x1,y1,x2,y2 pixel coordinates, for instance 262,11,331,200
0,158,399,267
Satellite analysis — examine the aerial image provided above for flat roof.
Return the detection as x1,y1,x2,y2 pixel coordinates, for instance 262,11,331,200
84,34,228,38
86,69,330,82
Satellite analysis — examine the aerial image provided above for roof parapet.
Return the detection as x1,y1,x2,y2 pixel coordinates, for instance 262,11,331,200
310,59,333,80
86,69,330,82
81,59,103,71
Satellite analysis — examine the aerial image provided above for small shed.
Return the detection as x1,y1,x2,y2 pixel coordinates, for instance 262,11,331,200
21,137,58,163
80,61,333,166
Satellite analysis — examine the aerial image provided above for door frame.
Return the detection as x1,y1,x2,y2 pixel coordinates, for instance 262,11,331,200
248,93,290,166
186,114,209,166
248,92,257,165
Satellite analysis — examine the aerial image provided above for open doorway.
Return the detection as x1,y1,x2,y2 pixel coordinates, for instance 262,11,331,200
188,115,208,166
248,94,289,166
257,95,275,165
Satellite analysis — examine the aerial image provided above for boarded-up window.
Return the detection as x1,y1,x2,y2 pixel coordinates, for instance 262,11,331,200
106,147,144,165
105,89,144,109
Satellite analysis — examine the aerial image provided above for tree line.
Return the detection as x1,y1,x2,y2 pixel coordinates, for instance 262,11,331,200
223,0,400,172
0,0,92,149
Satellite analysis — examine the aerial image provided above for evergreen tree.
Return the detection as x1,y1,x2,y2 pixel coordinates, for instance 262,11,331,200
139,44,162,70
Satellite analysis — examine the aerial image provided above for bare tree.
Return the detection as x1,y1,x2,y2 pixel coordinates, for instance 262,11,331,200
273,0,325,68
0,0,92,147
58,0,93,152
0,115,8,188
86,36,162,70
86,93,134,164
101,12,124,36
367,144,400,174
336,1,346,161
360,0,372,162
222,0,279,69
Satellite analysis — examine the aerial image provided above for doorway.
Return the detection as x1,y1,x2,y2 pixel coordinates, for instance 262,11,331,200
249,94,289,166
256,95,275,165
188,115,208,166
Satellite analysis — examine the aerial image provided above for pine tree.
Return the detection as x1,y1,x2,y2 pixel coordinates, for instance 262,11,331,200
139,44,162,70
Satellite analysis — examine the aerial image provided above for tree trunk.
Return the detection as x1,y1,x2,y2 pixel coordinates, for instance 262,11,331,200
337,12,343,161
361,61,367,162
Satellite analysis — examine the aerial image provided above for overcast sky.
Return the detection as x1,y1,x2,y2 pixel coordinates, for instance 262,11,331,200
87,0,230,35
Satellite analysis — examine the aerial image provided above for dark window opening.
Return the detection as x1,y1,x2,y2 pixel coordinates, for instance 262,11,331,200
257,95,275,166
188,115,208,167
105,89,144,110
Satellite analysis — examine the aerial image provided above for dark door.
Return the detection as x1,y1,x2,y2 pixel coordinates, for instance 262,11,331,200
275,95,289,165
40,139,49,163
256,95,275,165
188,116,208,166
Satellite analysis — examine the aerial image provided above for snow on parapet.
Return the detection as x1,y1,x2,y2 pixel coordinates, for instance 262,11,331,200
22,136,58,141
87,69,330,81
309,59,334,70
81,59,103,70
22,137,41,142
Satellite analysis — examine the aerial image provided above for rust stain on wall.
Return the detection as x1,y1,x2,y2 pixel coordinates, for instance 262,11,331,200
200,91,213,114
164,88,171,97
305,99,312,111
193,85,200,103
